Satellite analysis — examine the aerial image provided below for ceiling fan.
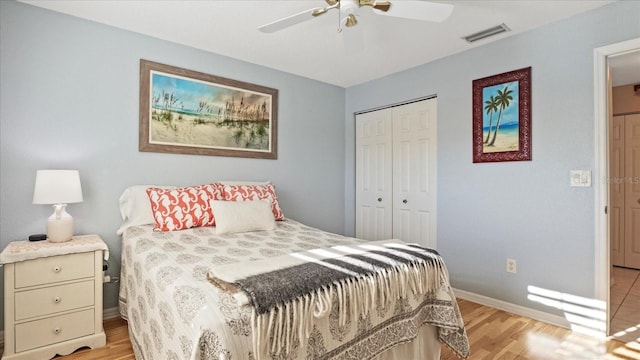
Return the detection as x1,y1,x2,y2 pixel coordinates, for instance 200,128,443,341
258,0,454,33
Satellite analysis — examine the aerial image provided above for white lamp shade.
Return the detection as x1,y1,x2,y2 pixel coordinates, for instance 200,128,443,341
33,170,83,204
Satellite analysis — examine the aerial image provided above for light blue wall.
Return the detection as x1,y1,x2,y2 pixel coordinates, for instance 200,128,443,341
345,1,640,315
0,1,345,328
2,0,640,332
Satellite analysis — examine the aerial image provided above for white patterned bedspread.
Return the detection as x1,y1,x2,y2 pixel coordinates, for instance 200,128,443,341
119,219,469,360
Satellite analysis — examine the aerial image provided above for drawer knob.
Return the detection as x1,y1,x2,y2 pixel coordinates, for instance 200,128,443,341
53,266,62,273
53,327,61,335
53,296,61,304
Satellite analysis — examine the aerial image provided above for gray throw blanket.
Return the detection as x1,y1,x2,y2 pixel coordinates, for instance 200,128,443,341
208,240,469,359
238,243,442,315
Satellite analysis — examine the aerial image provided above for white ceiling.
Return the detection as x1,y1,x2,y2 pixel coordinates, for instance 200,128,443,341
20,0,618,87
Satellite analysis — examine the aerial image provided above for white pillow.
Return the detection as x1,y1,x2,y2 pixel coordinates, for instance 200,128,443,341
117,185,174,235
211,199,276,235
218,180,270,186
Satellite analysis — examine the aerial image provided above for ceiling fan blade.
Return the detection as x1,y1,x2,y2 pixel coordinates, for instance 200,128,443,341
314,1,341,17
312,8,329,16
372,2,391,12
373,1,453,23
359,1,391,12
258,7,324,33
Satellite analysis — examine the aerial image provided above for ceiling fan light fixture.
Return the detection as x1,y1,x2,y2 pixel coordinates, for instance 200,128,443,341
345,14,358,27
259,0,456,34
463,23,510,43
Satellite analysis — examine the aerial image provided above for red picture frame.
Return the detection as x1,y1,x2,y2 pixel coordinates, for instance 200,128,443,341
472,67,531,163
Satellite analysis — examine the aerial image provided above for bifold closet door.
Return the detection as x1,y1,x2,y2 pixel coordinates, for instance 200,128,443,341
392,99,438,248
356,98,437,247
355,108,393,241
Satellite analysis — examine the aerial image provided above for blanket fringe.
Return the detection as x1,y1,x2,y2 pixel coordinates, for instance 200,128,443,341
251,255,449,359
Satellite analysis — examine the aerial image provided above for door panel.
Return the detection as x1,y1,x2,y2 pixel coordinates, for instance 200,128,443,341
625,114,640,268
611,115,625,266
356,110,392,240
417,210,431,245
392,99,437,248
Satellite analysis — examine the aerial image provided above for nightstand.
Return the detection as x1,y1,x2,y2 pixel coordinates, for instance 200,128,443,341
0,234,108,359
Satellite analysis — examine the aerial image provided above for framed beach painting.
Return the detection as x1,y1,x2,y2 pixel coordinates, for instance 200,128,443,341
139,59,278,159
472,67,531,163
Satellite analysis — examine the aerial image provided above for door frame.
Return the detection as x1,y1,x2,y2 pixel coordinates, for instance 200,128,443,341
594,37,640,335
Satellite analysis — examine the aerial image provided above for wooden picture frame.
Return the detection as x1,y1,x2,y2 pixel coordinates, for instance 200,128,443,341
139,59,278,159
472,67,531,163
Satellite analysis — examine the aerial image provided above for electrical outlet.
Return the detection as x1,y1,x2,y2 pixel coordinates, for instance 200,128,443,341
506,258,517,274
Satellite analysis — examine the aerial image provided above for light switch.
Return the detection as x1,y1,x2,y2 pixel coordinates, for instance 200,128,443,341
570,170,591,187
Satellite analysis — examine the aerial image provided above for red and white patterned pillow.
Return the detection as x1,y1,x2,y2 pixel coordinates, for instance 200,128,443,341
146,184,224,231
223,183,284,221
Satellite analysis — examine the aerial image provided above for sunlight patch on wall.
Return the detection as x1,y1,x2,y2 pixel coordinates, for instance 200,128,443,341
527,285,606,338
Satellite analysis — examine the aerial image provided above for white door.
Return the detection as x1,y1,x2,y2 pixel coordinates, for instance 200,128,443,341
392,99,438,248
610,115,625,266
355,109,393,240
624,114,640,268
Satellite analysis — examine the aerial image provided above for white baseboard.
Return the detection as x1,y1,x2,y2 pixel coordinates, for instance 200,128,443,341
103,306,121,319
453,288,571,329
0,307,121,347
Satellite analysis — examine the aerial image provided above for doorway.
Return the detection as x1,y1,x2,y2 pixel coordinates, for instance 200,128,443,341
608,51,640,340
594,37,640,337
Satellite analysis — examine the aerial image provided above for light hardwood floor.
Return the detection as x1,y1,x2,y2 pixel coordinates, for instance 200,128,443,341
2,299,635,359
611,266,640,344
442,299,638,360
53,317,135,360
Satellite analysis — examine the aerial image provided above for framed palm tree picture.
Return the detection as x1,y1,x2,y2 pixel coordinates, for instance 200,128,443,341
472,67,531,163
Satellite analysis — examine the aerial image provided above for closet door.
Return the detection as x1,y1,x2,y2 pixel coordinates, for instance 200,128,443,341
624,114,640,268
392,99,438,248
610,115,625,267
355,109,393,240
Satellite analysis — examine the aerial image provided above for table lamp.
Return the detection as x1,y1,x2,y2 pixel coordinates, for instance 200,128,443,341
32,170,83,242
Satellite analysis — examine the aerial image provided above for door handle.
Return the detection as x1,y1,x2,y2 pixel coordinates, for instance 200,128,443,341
402,199,408,204
378,197,382,202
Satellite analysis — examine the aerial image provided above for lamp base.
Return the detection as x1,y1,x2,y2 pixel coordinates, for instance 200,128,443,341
47,218,74,242
46,204,74,242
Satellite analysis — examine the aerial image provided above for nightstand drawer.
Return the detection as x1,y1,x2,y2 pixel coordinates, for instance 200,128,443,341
14,309,95,352
14,252,94,288
14,280,95,320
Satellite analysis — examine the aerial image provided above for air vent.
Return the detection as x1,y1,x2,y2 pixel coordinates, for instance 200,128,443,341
463,23,510,43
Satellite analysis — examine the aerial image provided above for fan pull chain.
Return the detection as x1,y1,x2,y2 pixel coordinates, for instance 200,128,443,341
337,3,342,33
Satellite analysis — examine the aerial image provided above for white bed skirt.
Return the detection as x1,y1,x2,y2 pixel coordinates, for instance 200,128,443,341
375,324,441,360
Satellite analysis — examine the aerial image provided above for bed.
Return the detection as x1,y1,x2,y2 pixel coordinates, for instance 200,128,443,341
117,183,469,360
